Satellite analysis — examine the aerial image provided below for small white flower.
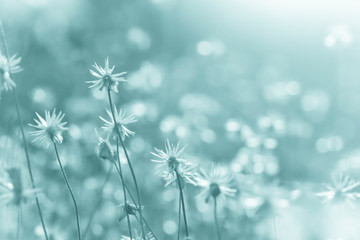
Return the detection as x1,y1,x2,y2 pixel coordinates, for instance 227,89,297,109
0,53,22,96
196,167,236,203
151,140,197,187
120,231,155,240
316,172,360,206
87,57,127,93
29,109,68,147
99,107,137,141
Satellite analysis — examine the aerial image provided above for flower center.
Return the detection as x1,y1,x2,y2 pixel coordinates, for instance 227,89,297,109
46,126,58,141
168,156,179,171
210,183,221,198
103,75,114,89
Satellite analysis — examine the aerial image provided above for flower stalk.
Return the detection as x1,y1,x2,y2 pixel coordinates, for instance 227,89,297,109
0,21,49,240
106,88,146,239
175,169,189,237
116,136,133,239
213,197,221,240
53,142,82,240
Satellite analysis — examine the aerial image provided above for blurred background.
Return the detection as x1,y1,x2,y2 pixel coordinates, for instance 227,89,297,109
2,0,360,239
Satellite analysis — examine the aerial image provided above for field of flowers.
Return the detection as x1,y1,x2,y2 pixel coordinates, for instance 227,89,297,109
1,1,360,240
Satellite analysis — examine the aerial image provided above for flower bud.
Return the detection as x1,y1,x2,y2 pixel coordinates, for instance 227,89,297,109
97,140,113,161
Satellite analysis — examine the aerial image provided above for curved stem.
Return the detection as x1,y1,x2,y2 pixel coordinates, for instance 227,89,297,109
53,142,81,240
113,160,158,240
106,89,145,240
177,190,181,240
0,21,49,240
116,137,132,239
213,197,221,240
82,165,112,239
175,170,189,237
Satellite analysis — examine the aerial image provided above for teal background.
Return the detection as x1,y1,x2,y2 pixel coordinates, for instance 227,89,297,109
1,0,360,239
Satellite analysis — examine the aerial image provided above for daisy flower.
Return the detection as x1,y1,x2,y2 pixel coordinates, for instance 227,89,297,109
29,109,68,147
0,53,22,95
196,167,236,203
99,107,137,141
316,172,360,206
87,57,127,93
151,140,197,187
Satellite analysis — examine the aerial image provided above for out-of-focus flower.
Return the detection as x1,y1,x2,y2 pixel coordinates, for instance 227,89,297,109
241,182,291,219
87,57,127,93
324,25,353,48
0,168,39,206
151,140,197,187
316,173,360,206
196,167,236,204
99,107,137,141
0,53,22,96
29,109,68,147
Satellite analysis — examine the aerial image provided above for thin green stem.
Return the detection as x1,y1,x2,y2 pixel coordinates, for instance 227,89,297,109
116,137,132,239
82,165,112,239
106,89,145,240
53,142,81,240
0,21,49,240
175,170,189,237
177,190,181,240
113,160,158,240
213,197,221,240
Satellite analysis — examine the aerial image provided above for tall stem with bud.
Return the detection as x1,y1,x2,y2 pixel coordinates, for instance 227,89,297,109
106,89,145,239
115,136,133,239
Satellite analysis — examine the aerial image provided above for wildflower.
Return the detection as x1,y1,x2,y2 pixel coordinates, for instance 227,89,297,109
151,140,197,187
29,109,68,147
99,107,137,141
118,203,140,222
87,57,127,93
316,172,360,205
196,167,236,203
0,53,22,96
0,168,39,206
97,136,113,161
120,231,155,240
